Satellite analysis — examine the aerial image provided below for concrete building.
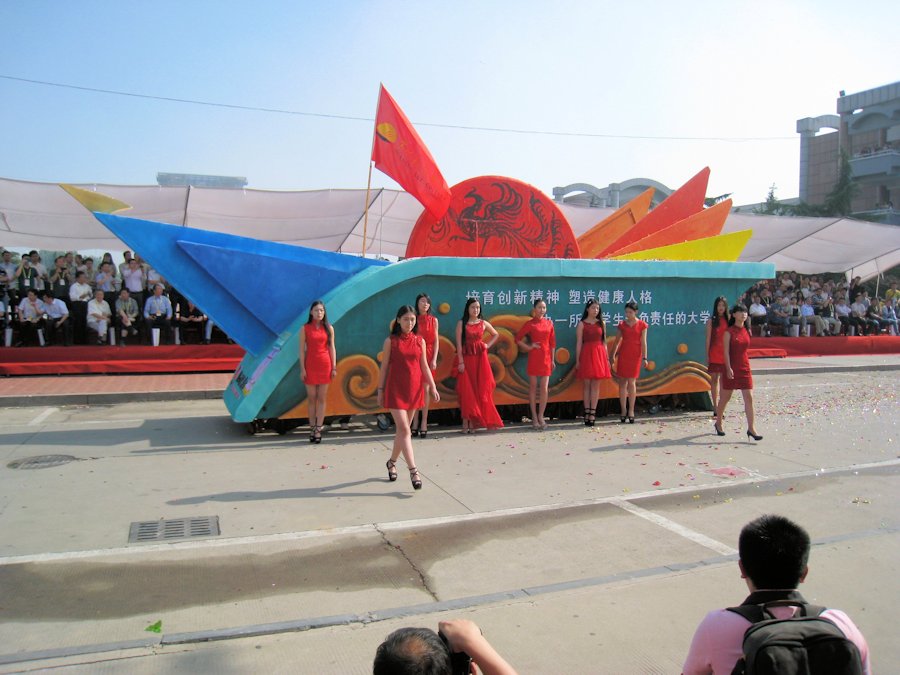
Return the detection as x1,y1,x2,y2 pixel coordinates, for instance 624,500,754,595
552,178,672,209
797,81,900,223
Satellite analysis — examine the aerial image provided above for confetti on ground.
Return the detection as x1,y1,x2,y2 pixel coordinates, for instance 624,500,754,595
145,620,162,633
709,466,750,478
851,497,871,505
652,481,661,486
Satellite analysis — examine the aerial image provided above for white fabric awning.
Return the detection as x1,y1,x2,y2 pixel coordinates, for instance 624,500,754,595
2,177,897,280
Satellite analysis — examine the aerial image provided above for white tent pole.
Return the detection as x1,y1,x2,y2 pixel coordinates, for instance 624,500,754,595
361,162,374,257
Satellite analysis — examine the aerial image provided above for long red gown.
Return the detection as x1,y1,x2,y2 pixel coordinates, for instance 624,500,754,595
707,319,728,374
417,313,438,373
384,332,425,410
303,322,332,385
576,321,611,379
456,321,503,429
722,325,753,390
515,317,556,376
615,319,648,378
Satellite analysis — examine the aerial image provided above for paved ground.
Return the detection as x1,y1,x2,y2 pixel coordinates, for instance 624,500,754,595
0,356,897,673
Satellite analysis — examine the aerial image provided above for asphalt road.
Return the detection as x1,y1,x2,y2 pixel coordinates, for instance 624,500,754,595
0,367,897,673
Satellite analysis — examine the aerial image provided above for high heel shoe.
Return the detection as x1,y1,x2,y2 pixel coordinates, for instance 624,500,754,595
584,408,594,426
385,459,398,481
409,466,422,490
419,429,428,439
627,416,635,424
747,429,763,441
620,415,627,423
313,426,323,444
714,422,726,436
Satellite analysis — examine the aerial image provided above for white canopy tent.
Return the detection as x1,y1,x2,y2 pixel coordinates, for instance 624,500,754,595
2,176,898,280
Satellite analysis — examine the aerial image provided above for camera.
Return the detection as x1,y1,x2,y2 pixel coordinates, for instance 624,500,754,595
439,630,473,675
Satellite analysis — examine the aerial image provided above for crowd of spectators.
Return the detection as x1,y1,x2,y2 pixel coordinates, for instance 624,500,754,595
740,271,899,337
0,248,227,347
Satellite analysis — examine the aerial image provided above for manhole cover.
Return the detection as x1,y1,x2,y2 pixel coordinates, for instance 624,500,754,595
7,455,77,470
128,516,220,543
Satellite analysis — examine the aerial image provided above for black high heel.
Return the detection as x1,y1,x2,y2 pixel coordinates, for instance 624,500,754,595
409,467,422,490
309,419,316,444
714,422,726,436
627,416,635,424
313,426,323,444
584,408,592,426
747,430,763,441
386,459,398,482
419,430,427,439
620,415,627,423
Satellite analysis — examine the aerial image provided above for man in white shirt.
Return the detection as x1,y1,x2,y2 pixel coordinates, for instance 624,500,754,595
16,289,46,346
121,258,146,310
87,289,112,344
29,251,49,293
748,294,769,336
41,290,72,346
68,271,93,344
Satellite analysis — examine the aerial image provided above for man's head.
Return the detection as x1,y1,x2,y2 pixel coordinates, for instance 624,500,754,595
26,289,38,301
739,514,810,590
2,250,11,262
373,627,451,675
42,291,54,303
94,290,104,302
153,283,164,296
76,272,87,284
119,289,130,300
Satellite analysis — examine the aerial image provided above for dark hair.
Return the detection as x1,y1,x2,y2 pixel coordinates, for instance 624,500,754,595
581,299,606,341
728,304,752,335
391,305,419,336
739,514,810,589
415,293,432,315
624,301,639,313
711,296,729,328
373,627,451,675
459,297,482,347
306,300,332,345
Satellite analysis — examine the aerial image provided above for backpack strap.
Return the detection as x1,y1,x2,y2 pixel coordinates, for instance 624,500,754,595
726,589,826,623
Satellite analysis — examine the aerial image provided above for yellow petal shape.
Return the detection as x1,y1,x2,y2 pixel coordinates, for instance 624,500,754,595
610,229,752,262
60,184,132,214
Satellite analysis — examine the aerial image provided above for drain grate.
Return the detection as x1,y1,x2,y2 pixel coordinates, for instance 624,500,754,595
128,516,220,543
7,455,77,470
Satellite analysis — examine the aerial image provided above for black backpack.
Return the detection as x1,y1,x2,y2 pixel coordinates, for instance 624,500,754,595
727,598,863,675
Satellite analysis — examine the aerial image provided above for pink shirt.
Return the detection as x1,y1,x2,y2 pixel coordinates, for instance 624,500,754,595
683,606,870,675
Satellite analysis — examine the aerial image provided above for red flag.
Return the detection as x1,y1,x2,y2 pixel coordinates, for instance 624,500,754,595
371,85,452,221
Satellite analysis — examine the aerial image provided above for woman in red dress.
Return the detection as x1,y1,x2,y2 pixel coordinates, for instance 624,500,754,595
610,301,649,424
705,296,730,417
299,300,336,444
377,305,440,490
455,297,503,433
515,299,556,430
575,299,612,427
410,293,440,439
715,304,762,440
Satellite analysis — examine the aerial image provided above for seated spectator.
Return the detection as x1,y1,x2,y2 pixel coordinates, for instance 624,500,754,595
68,271,93,344
767,296,791,336
799,296,827,336
86,289,113,344
115,288,140,342
16,289,46,346
850,294,877,335
834,298,853,334
41,290,72,346
175,299,207,344
682,514,869,675
881,300,899,335
748,294,769,335
374,620,517,675
144,283,173,344
786,295,803,334
865,303,890,334
817,297,841,335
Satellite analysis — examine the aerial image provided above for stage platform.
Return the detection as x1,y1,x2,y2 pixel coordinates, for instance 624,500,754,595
748,334,900,359
0,344,244,376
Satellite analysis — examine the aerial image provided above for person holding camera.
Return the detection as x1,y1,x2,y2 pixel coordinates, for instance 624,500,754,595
374,619,517,675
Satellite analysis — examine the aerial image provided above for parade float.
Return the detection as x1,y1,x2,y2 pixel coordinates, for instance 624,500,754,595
63,86,774,431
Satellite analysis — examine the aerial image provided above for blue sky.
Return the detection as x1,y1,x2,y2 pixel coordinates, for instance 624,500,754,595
1,0,897,206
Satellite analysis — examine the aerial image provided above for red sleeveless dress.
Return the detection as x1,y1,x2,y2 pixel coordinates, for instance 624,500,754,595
456,321,503,429
303,323,332,385
515,317,556,376
576,321,611,379
723,326,753,390
384,332,425,410
417,313,438,373
707,319,728,374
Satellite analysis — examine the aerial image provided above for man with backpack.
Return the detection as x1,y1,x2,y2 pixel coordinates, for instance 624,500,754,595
682,514,870,674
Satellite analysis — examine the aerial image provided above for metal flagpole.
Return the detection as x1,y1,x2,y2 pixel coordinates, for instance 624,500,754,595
361,162,373,257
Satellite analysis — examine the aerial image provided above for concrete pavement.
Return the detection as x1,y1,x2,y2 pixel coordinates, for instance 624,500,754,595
0,357,897,673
